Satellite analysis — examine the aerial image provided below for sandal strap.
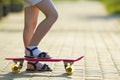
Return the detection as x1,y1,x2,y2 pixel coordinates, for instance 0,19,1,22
38,52,47,58
25,47,50,58
41,64,51,71
26,47,38,56
26,63,52,71
27,61,38,69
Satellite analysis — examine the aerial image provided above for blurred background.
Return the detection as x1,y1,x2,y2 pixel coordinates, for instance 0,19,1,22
101,0,120,14
0,0,120,79
0,0,120,19
0,0,23,18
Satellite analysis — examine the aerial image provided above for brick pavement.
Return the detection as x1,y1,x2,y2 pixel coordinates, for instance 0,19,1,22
0,1,120,80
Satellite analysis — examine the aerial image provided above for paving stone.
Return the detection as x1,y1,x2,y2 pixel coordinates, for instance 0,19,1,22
0,1,120,80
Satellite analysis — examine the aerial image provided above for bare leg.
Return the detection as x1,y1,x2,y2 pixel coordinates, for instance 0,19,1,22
24,0,58,58
28,0,58,46
23,6,39,47
24,0,57,71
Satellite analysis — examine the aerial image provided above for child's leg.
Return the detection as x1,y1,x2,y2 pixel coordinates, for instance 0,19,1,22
24,0,57,71
28,0,58,46
23,6,45,58
25,0,58,58
24,5,52,71
24,0,58,58
23,6,39,47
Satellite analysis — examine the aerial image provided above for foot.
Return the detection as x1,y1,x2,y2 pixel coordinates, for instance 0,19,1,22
25,46,51,58
26,61,52,72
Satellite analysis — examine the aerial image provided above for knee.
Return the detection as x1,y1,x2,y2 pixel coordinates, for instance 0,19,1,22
45,10,58,22
52,11,58,21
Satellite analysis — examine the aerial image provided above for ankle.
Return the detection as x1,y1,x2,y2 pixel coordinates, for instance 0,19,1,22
25,46,42,57
27,46,37,49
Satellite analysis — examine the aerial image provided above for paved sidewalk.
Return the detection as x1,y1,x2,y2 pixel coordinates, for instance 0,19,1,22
0,1,120,80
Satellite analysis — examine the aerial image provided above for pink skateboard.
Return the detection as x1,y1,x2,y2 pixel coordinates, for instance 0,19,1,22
5,56,84,74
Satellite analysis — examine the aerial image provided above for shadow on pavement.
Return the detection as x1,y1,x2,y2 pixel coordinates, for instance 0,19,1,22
50,73,72,79
0,71,72,80
0,71,31,80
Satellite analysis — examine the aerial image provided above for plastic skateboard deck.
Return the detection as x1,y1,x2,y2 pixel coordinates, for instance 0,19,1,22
6,56,84,62
5,56,84,75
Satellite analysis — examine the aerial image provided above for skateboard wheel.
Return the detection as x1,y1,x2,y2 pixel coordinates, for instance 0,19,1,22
65,65,74,75
11,64,20,73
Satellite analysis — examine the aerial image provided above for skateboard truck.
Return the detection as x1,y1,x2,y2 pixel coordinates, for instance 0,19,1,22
63,61,74,75
12,60,24,73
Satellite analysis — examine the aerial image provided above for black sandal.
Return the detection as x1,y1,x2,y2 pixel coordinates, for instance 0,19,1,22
25,47,51,58
26,62,52,72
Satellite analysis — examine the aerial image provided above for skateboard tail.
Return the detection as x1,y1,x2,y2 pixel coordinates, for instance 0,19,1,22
74,56,84,62
63,56,84,75
63,56,84,62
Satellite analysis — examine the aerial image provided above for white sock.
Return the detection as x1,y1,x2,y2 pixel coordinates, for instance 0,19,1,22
26,46,43,57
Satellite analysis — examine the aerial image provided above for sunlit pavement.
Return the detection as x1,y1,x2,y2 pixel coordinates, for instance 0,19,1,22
0,1,120,80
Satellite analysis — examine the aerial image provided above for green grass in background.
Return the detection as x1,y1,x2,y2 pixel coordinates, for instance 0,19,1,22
101,0,120,14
